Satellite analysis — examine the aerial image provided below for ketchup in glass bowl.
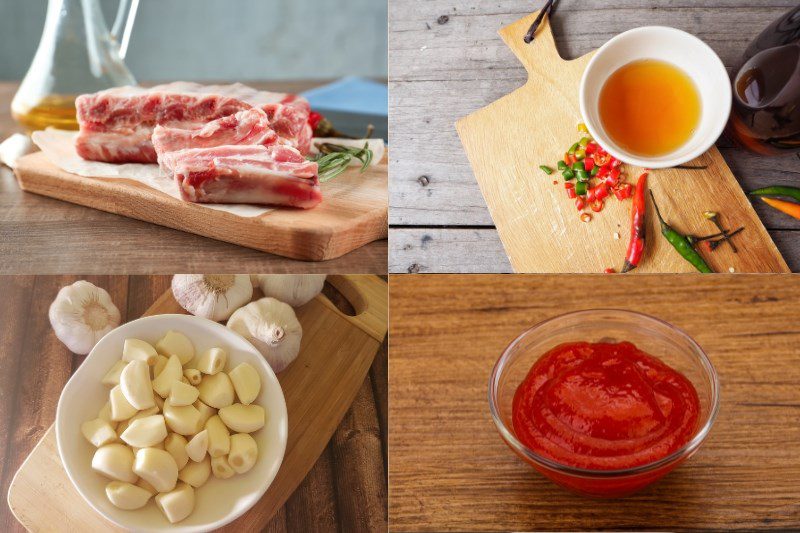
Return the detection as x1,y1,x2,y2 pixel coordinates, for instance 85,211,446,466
488,310,719,498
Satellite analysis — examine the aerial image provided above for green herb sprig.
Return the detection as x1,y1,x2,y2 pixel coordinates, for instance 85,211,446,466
309,142,373,182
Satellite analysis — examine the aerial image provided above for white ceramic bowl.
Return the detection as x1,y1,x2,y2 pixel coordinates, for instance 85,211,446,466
579,26,731,168
56,314,288,533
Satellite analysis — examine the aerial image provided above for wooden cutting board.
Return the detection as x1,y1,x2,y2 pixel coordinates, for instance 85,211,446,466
456,12,789,273
7,274,388,532
14,152,387,262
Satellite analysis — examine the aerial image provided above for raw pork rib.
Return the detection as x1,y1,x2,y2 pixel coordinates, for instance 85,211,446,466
76,82,312,163
151,108,277,158
159,145,322,209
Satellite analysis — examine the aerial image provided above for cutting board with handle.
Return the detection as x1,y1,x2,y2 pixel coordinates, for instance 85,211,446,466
7,274,388,531
14,151,387,262
456,12,789,273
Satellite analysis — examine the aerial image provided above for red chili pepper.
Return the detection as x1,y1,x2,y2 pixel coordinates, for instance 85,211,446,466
566,188,577,199
308,111,325,130
585,142,597,155
593,184,609,201
610,167,621,181
584,157,595,171
593,153,611,166
575,197,586,210
580,212,593,223
604,267,616,274
590,199,604,212
587,188,596,202
621,173,648,273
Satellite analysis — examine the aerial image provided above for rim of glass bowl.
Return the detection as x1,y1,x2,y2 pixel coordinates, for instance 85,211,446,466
488,308,720,478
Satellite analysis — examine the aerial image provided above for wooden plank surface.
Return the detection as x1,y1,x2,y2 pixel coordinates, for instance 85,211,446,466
0,81,387,273
0,275,387,532
388,0,800,272
389,274,800,531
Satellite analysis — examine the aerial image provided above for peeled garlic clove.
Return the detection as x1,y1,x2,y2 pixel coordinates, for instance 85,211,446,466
48,280,121,355
197,372,235,408
257,274,326,307
196,347,226,375
185,429,208,462
218,403,266,433
228,433,258,474
123,338,158,365
152,354,182,398
228,362,261,405
81,418,117,447
171,274,252,322
109,385,138,421
136,477,158,495
183,368,202,386
169,380,199,407
92,444,137,483
179,455,211,488
101,360,128,387
194,400,216,428
155,482,195,524
97,401,113,422
163,400,202,436
119,360,155,410
105,481,152,510
205,415,230,458
155,330,195,365
164,433,190,470
210,455,235,479
152,354,169,378
133,448,178,493
120,415,167,448
227,298,302,373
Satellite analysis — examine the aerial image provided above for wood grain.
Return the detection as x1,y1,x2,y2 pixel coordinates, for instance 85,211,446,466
389,274,800,531
0,80,387,273
455,12,787,273
388,0,800,272
0,275,387,532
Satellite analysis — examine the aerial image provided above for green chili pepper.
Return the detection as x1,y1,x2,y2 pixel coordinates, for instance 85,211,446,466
579,136,590,147
590,166,599,177
562,169,575,180
575,148,586,160
649,191,713,273
575,181,587,196
539,165,553,175
576,170,589,182
568,142,580,155
572,161,585,172
557,161,568,171
748,186,800,203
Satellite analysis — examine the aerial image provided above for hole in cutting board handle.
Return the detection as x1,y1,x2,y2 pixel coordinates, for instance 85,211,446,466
321,275,369,318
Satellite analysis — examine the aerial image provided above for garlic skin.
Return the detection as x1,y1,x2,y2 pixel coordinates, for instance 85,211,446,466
171,275,252,322
49,281,121,355
256,275,326,307
227,298,302,373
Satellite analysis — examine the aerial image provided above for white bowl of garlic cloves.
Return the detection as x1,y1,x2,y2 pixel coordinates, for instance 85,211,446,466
55,314,288,532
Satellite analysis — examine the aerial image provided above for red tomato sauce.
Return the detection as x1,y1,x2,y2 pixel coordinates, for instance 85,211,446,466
512,341,700,471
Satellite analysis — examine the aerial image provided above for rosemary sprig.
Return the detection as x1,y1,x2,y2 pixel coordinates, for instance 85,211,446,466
309,142,373,182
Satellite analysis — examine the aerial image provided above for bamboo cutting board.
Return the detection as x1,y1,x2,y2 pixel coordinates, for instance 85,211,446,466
7,274,388,532
456,12,789,273
14,152,387,262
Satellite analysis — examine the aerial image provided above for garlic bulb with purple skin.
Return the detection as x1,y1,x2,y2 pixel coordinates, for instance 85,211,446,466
226,297,302,373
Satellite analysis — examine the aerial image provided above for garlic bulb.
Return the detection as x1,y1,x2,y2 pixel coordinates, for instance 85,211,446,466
49,281,121,355
172,275,252,322
256,274,326,307
227,298,302,373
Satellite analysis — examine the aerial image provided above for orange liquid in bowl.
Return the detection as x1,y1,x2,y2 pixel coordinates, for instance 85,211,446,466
599,59,701,157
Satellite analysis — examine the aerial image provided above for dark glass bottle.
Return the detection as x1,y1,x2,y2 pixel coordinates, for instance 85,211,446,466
727,5,800,155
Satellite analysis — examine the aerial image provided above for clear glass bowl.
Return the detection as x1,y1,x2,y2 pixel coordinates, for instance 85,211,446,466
488,309,720,498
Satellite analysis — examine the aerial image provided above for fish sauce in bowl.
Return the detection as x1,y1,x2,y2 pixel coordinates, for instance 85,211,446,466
599,59,701,158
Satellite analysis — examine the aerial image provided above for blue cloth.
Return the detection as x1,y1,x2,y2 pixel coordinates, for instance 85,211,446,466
301,77,388,117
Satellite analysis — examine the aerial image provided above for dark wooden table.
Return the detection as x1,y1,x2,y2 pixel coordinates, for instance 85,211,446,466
389,0,800,272
0,82,387,274
0,275,388,532
390,274,800,530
